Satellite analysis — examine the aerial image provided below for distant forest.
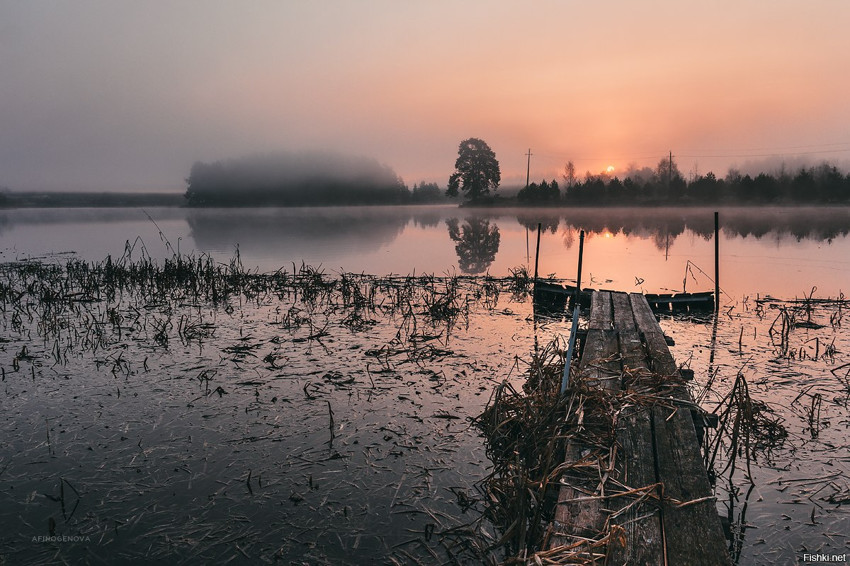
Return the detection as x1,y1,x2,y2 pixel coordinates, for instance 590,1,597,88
517,159,850,206
4,154,846,210
183,152,446,206
184,153,849,208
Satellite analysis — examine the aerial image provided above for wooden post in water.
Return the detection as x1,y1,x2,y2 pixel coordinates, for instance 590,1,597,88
714,211,720,310
533,223,542,281
561,230,586,394
575,230,585,296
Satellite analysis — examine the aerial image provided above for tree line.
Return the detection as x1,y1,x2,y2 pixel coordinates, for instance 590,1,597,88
558,158,850,206
522,158,850,205
444,138,850,206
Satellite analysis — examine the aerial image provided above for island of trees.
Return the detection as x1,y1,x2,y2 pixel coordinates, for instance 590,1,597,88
183,151,448,207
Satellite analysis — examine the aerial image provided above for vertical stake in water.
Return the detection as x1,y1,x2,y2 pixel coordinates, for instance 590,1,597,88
714,211,720,311
561,230,585,395
533,223,542,281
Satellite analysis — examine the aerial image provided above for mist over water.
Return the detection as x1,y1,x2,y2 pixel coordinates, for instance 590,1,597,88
1,205,847,300
184,152,411,206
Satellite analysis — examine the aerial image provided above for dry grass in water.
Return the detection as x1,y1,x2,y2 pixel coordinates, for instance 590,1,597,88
471,338,701,565
0,251,544,565
704,369,788,486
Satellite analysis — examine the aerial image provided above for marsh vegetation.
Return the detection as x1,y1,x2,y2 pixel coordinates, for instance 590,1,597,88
1,207,848,564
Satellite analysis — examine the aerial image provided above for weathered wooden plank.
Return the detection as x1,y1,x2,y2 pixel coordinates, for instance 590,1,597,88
652,405,730,565
550,442,606,548
611,291,636,332
550,296,620,549
606,321,665,565
630,293,730,565
629,292,677,375
607,407,664,565
578,328,620,390
589,290,613,329
629,292,698,407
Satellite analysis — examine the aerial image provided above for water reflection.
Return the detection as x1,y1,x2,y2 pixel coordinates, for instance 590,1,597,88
187,207,412,262
446,217,501,274
724,480,756,564
0,207,189,232
1,206,848,298
411,209,443,228
3,206,848,247
515,212,559,234
0,208,192,262
557,207,850,246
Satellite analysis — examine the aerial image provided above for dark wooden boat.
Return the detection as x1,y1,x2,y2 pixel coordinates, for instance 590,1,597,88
533,281,715,314
532,281,589,313
646,291,715,311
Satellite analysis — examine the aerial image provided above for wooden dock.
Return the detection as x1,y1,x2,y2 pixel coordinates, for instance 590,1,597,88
548,291,729,565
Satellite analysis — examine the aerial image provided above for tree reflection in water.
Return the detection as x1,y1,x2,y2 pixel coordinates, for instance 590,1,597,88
446,217,501,274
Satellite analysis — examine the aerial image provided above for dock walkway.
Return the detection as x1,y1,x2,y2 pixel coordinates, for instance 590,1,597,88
548,291,729,565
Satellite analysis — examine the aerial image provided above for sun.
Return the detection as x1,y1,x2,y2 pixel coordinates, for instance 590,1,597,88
606,165,615,174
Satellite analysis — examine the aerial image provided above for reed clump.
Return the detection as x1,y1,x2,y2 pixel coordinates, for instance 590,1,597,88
471,342,570,562
763,291,847,359
705,370,787,483
0,251,535,371
472,339,688,564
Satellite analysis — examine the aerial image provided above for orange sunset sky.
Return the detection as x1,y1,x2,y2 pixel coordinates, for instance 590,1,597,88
2,1,849,191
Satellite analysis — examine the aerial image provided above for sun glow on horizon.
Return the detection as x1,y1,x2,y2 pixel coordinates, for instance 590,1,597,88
606,165,616,174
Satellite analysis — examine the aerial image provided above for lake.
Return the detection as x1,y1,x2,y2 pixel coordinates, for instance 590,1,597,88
2,205,849,301
0,205,848,564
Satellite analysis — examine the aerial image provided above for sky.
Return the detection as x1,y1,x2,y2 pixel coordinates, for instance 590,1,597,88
2,1,850,192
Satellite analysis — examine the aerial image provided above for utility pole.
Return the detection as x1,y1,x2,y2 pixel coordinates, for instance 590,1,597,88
525,149,532,265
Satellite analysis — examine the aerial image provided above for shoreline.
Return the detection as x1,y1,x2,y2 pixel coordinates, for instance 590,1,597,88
3,191,850,210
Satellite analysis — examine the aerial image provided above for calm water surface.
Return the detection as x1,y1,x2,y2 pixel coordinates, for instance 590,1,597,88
1,205,848,564
2,205,849,300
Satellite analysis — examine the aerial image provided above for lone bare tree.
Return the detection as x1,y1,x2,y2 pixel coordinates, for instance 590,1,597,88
562,161,576,188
